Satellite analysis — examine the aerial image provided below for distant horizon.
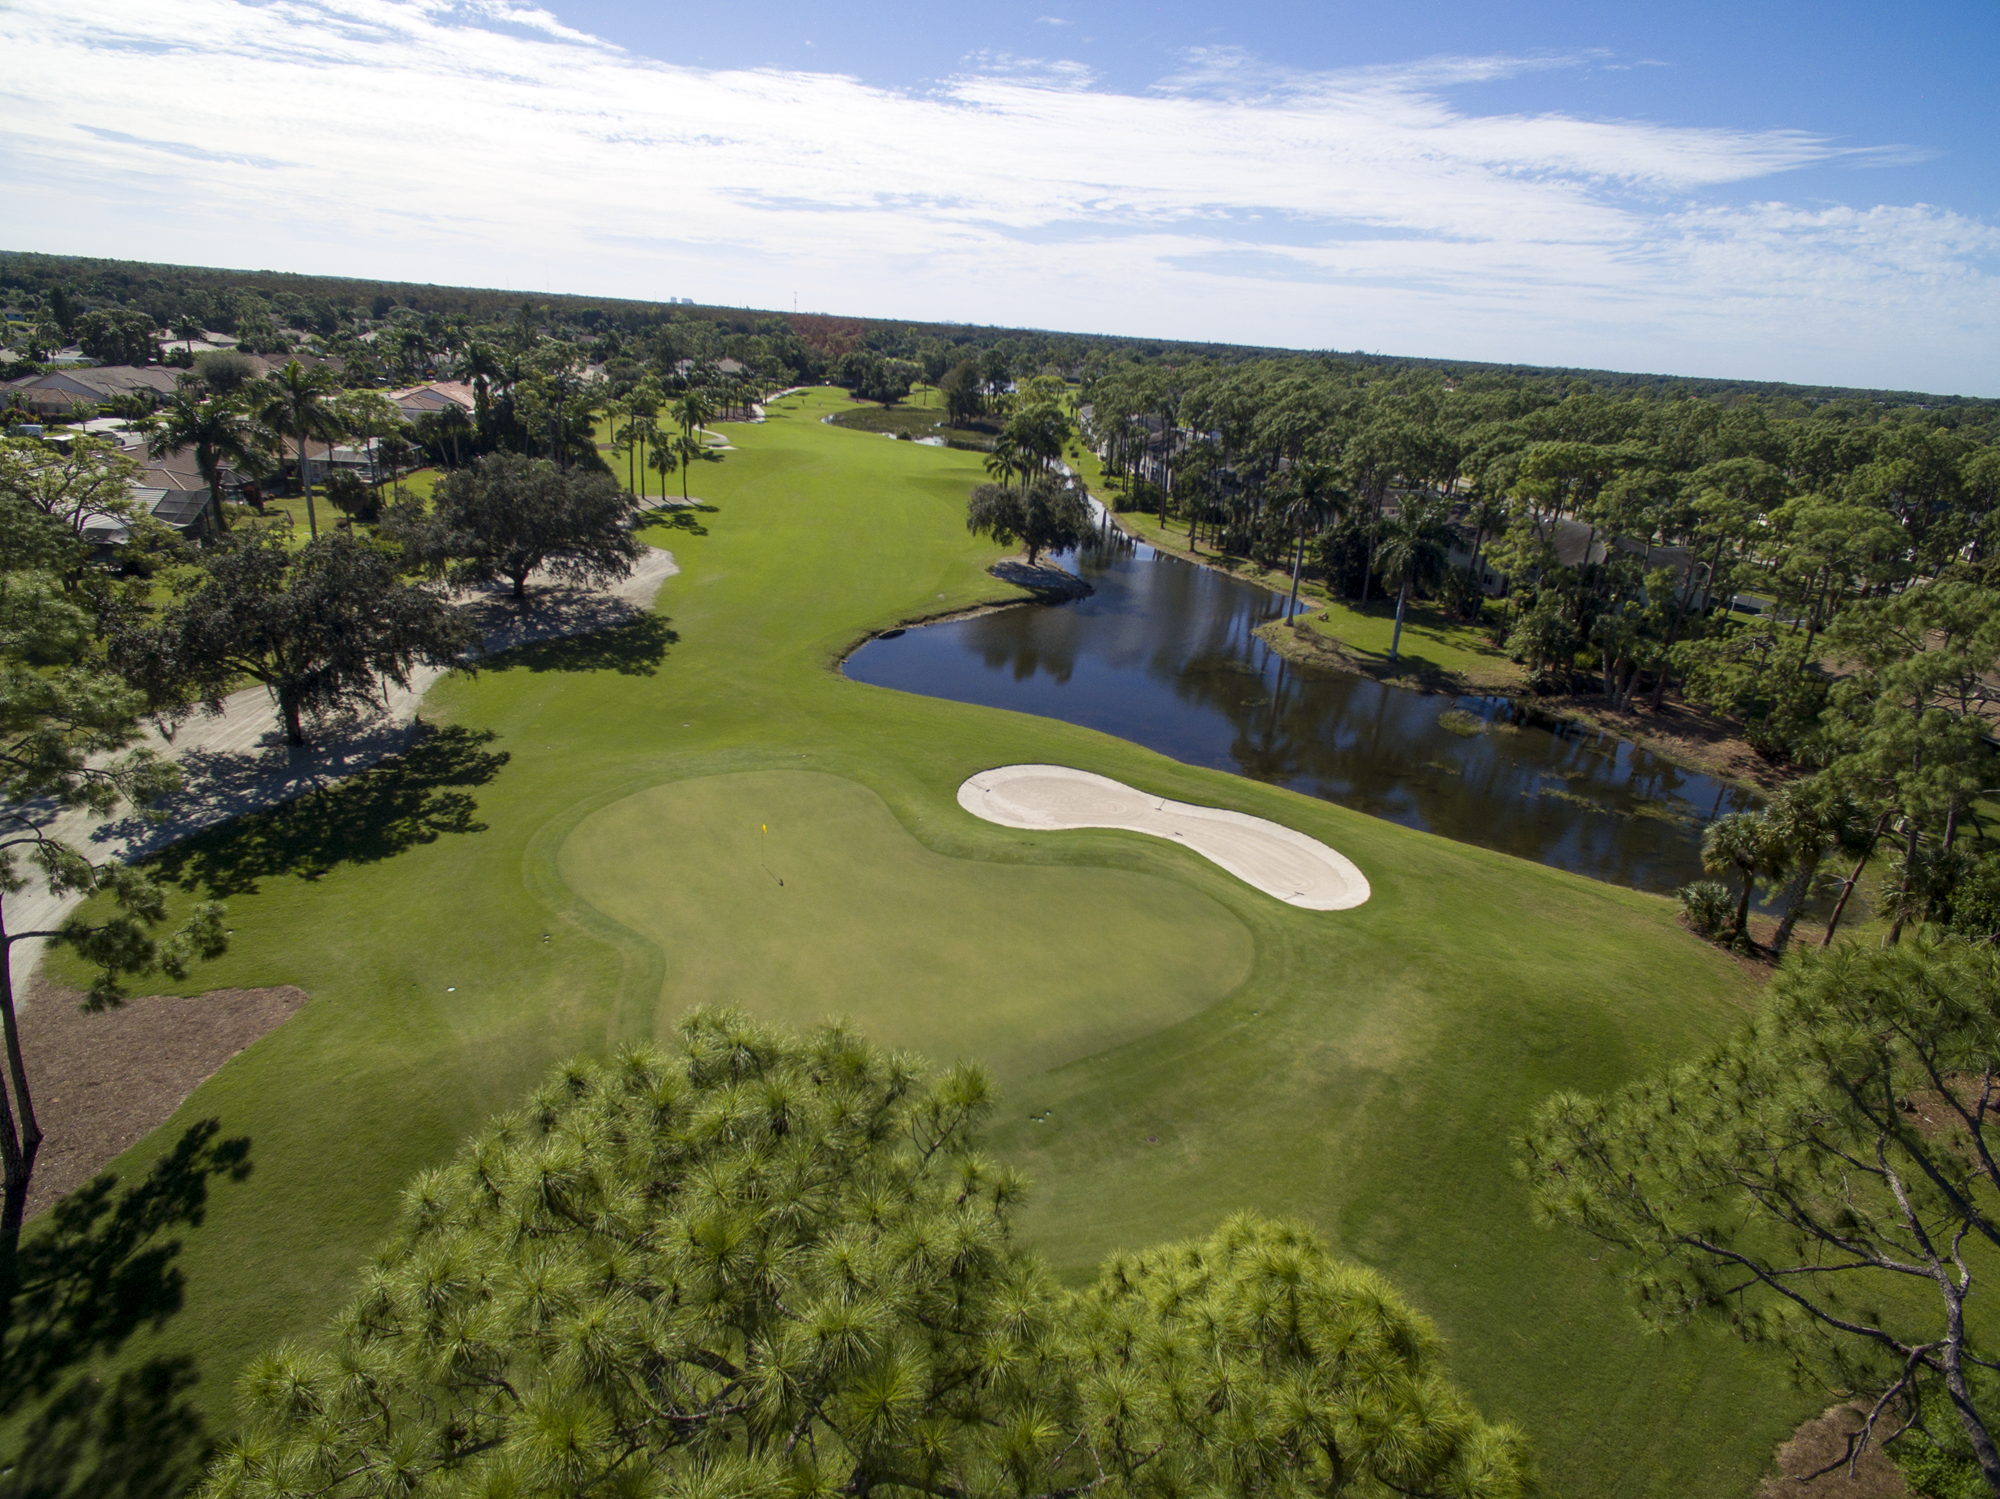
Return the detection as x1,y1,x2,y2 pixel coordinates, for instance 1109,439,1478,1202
6,0,1996,395
12,246,1995,409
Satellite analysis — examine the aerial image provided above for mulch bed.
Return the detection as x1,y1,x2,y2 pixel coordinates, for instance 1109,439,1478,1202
1537,694,1800,793
16,978,309,1220
1759,1405,1909,1498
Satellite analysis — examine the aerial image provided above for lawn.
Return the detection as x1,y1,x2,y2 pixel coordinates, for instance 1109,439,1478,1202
1281,599,1522,687
14,387,1810,1498
1097,498,1522,690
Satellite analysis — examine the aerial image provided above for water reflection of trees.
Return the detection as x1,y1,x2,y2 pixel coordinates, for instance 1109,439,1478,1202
862,548,1760,893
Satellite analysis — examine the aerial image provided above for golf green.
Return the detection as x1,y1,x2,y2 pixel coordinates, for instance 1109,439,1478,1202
15,387,1808,1499
558,770,1255,1077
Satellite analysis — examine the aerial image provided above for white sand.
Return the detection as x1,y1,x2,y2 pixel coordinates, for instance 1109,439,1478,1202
957,765,1370,911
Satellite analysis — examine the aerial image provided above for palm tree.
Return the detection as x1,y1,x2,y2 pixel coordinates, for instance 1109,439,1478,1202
1702,811,1776,945
671,430,720,503
453,340,504,428
147,388,270,534
1373,495,1451,661
617,414,659,500
671,389,714,449
1463,488,1507,583
255,360,344,539
339,391,403,505
985,433,1025,492
1278,459,1340,619
1762,786,1856,955
396,326,433,381
647,441,679,501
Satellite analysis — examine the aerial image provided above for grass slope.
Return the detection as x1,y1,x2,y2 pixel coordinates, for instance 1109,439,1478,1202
15,387,1806,1498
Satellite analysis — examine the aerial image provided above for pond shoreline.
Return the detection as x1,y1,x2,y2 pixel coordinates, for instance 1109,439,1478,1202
1099,507,1785,797
831,557,1091,671
847,534,1761,894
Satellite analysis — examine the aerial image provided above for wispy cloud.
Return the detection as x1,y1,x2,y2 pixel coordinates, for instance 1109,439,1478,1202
1,0,1993,392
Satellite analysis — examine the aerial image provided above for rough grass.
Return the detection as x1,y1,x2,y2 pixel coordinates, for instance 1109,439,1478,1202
17,387,1810,1498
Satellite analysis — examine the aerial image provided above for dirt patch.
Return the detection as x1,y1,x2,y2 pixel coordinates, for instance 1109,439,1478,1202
1758,1405,1909,1498
17,979,308,1220
1538,694,1800,794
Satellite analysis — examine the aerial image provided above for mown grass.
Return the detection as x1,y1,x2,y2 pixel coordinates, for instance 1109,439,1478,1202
1281,600,1522,687
16,387,1809,1498
1074,467,1519,690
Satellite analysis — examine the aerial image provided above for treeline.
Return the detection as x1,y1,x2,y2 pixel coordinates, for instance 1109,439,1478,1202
1084,357,2000,950
9,250,2000,413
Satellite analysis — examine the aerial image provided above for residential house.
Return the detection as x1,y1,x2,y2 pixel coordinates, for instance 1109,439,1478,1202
1469,515,1716,609
0,365,181,419
385,380,478,423
79,488,215,555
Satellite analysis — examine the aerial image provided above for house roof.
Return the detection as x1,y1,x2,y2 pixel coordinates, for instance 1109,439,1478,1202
149,492,210,530
3,365,183,399
81,488,213,546
385,380,478,416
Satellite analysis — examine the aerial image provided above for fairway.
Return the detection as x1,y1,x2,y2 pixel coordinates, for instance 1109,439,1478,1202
559,770,1255,1077
17,387,1811,1499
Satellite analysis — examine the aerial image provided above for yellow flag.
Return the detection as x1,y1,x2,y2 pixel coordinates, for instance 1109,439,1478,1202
761,824,767,832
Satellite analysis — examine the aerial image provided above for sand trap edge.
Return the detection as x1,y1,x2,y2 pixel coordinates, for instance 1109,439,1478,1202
957,764,1370,911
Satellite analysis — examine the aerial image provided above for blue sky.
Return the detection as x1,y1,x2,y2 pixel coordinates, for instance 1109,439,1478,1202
3,0,1997,393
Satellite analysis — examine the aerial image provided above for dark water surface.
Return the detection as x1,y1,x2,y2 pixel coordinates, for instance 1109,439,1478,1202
845,535,1758,894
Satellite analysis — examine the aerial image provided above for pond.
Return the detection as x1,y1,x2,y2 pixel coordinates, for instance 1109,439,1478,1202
844,533,1759,895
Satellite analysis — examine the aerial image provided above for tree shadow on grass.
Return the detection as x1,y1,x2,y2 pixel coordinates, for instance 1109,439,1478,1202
1,1121,253,1499
481,613,677,678
144,724,510,898
637,501,717,539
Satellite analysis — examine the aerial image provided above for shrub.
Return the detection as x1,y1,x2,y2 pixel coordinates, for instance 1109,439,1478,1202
323,468,379,523
1677,879,1734,939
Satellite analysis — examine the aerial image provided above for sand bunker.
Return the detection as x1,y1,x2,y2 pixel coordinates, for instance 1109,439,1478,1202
958,765,1370,910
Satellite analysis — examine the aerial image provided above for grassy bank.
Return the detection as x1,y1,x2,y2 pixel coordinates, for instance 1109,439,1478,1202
16,387,1807,1498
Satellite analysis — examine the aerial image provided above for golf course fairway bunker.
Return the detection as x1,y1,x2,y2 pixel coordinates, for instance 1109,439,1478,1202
558,770,1256,1076
959,765,1371,911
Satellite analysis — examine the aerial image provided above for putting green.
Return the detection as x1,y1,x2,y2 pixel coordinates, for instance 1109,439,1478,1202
559,771,1254,1077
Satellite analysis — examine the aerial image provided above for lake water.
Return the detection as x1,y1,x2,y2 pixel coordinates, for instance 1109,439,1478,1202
844,533,1758,894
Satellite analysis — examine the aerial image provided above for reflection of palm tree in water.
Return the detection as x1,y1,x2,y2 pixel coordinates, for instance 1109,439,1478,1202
857,541,1752,892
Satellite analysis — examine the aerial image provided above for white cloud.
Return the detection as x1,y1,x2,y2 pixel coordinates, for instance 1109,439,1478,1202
2,0,1995,393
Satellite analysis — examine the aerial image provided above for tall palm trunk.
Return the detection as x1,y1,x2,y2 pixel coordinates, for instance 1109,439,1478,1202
299,420,319,539
1286,527,1307,618
199,447,228,534
1389,578,1409,660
